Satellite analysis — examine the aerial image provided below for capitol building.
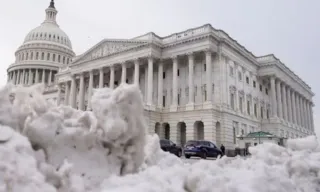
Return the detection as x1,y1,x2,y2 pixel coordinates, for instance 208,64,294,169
6,1,315,150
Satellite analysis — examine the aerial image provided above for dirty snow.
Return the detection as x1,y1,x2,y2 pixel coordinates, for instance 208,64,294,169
0,83,319,192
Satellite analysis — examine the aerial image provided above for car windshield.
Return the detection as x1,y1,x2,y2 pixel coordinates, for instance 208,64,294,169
186,140,200,146
160,140,168,145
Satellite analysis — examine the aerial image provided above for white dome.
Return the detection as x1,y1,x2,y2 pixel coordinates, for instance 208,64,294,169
23,22,72,49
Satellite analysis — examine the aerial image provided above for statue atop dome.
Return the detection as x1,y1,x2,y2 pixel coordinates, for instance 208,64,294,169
49,0,55,9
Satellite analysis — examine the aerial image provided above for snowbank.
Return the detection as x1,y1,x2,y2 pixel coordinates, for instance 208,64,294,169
0,83,320,192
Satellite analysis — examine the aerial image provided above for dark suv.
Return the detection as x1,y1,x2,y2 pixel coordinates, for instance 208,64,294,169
184,140,222,159
159,139,182,157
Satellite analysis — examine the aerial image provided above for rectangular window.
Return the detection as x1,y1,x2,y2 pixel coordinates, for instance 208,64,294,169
163,96,166,107
267,109,270,119
247,101,250,115
259,85,263,92
253,81,256,88
246,76,249,84
229,66,234,76
260,107,263,118
204,64,206,71
238,71,242,81
178,94,180,106
254,103,257,117
177,69,180,76
163,72,166,79
239,97,243,112
53,54,56,62
230,93,235,110
265,88,268,95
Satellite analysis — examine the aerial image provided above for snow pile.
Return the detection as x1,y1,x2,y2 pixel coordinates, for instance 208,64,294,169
0,83,320,192
0,83,147,191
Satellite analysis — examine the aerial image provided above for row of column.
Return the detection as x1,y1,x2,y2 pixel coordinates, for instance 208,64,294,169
8,69,55,85
270,76,314,131
60,49,215,111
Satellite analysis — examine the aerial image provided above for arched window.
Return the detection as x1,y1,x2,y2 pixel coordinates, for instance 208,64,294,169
26,52,29,60
22,53,24,60
58,55,61,63
63,56,65,64
67,58,69,64
41,52,45,60
47,53,50,60
36,52,39,60
31,52,34,60
53,54,56,62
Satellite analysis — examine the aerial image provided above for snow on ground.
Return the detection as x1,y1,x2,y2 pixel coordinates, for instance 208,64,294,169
0,83,320,192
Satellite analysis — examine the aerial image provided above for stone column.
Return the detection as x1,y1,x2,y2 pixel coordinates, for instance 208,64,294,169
48,70,52,85
287,87,292,123
295,94,301,126
69,75,77,108
121,62,127,83
28,69,33,85
157,60,163,107
147,57,153,106
205,49,212,102
12,71,16,85
35,69,39,83
299,96,305,127
307,101,312,130
187,52,194,109
78,73,85,110
171,56,178,111
301,97,306,128
291,91,297,125
99,68,104,88
309,102,314,132
281,83,288,121
134,59,140,85
270,76,277,118
21,69,26,84
87,70,94,110
16,70,20,84
276,80,283,119
110,65,115,89
299,96,304,127
42,69,46,83
304,99,309,129
57,83,62,106
64,81,70,105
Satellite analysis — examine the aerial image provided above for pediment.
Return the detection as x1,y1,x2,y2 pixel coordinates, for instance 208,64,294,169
73,39,148,64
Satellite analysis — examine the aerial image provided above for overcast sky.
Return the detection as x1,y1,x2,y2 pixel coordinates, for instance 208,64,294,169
0,0,319,136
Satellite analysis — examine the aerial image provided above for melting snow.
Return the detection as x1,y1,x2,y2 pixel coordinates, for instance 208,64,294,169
0,83,319,192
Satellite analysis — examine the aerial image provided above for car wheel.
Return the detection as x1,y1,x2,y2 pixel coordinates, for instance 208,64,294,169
201,151,207,159
185,155,191,159
177,150,182,157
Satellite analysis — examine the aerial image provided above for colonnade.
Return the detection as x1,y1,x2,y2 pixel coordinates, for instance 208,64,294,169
59,50,214,111
270,76,314,131
8,68,56,85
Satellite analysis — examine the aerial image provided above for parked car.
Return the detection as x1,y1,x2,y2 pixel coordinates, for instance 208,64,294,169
159,139,182,157
184,140,222,159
